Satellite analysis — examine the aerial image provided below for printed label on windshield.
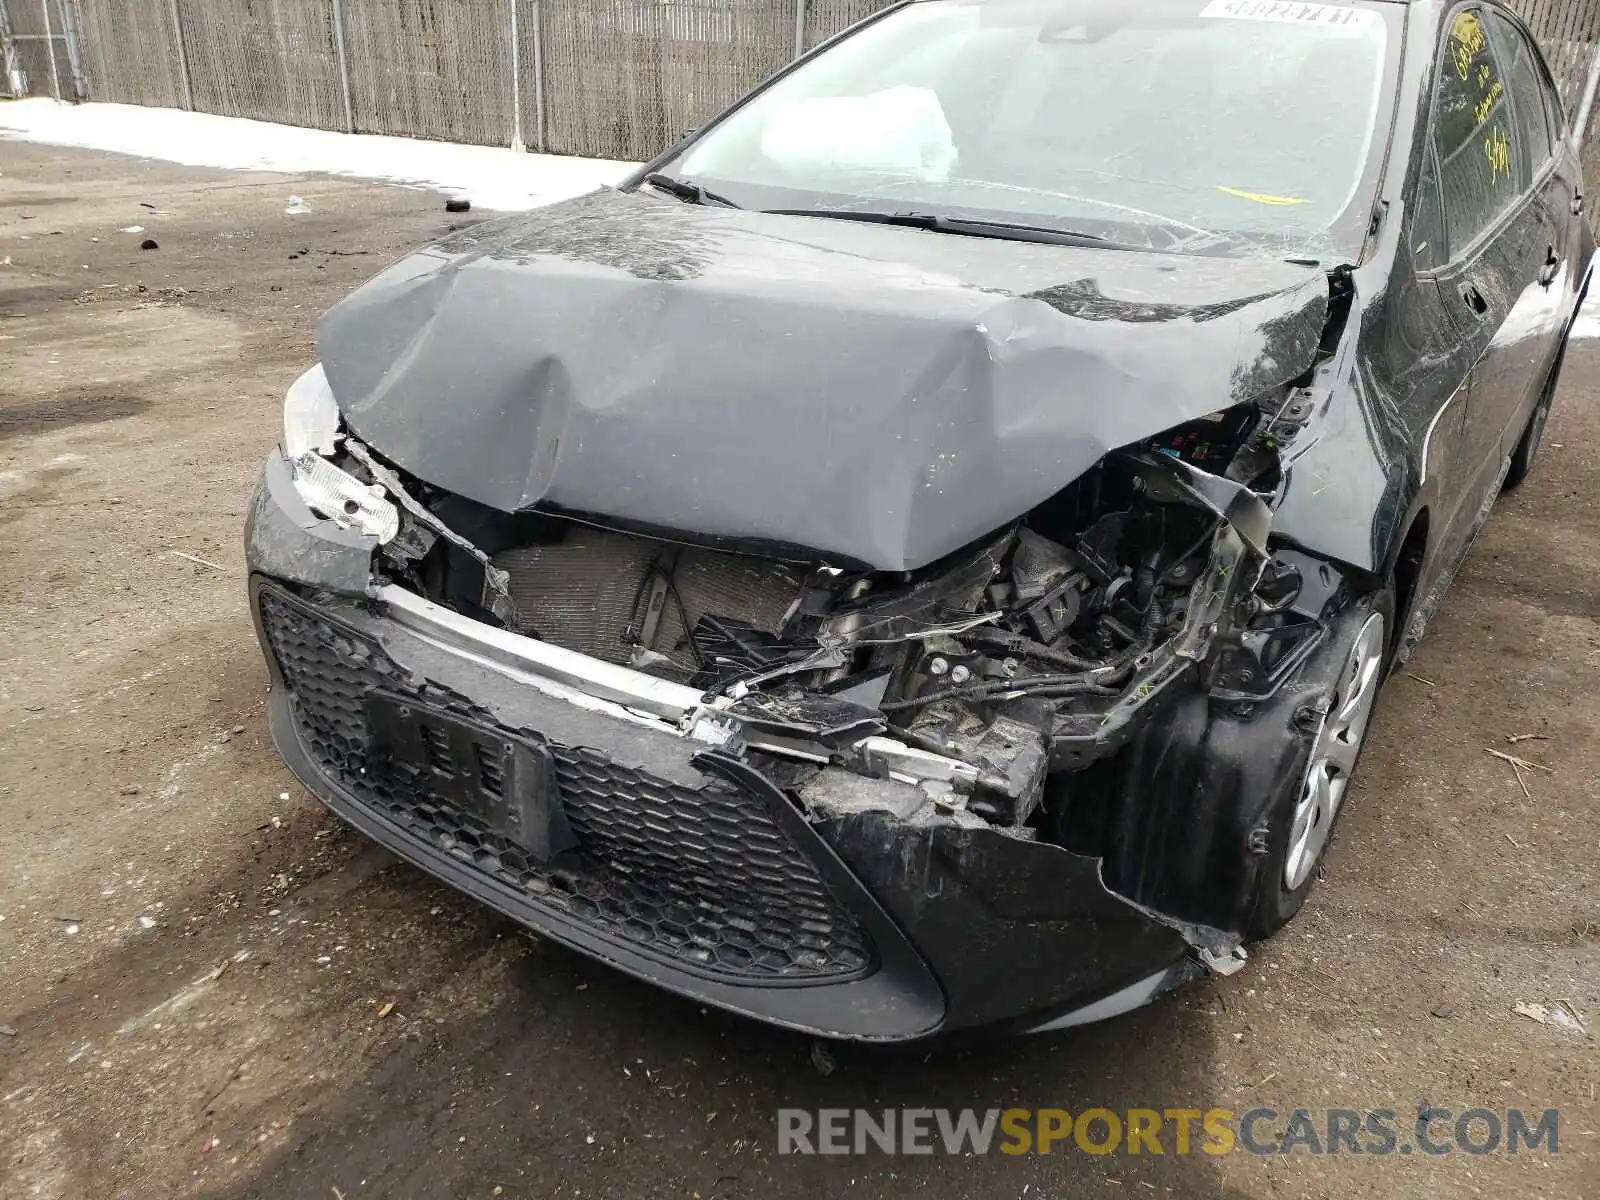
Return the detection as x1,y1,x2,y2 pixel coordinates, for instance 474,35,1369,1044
1199,1,1375,27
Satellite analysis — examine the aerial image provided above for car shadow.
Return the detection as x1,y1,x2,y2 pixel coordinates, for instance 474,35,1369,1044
215,901,1252,1200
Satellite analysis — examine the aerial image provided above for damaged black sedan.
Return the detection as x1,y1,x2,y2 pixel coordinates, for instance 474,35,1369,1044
247,0,1592,1038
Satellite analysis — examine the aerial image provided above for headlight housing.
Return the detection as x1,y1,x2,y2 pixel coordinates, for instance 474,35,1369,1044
283,364,340,457
289,452,401,543
282,364,400,543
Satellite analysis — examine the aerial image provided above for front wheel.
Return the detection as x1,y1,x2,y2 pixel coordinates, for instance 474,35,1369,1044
1243,590,1393,939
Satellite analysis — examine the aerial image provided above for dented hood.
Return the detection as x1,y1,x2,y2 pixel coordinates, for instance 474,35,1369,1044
318,189,1327,571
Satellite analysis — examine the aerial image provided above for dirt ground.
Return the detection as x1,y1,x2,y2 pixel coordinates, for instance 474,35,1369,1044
0,139,1595,1200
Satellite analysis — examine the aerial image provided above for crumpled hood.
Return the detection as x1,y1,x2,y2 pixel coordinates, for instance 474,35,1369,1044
319,189,1327,571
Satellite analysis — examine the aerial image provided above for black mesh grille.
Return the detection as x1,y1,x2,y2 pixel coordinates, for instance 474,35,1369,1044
257,584,872,982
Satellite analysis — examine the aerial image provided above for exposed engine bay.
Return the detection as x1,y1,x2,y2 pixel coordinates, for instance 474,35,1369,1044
334,394,1326,841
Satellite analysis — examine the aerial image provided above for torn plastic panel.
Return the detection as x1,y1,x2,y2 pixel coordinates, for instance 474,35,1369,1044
817,809,1199,1031
250,349,1375,980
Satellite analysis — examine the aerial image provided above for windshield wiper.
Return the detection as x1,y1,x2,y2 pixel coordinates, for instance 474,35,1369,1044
642,172,741,209
763,208,1130,250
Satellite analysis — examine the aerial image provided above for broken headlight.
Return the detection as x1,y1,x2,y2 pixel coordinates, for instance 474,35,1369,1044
282,364,400,543
289,452,400,543
282,363,340,457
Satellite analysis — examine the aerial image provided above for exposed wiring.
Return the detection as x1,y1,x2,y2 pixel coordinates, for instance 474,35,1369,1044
845,612,1001,645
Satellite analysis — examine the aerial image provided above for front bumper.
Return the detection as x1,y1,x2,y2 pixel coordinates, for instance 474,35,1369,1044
244,455,1208,1039
251,576,1201,1039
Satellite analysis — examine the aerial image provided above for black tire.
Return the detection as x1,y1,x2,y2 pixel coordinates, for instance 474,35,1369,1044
1243,588,1395,940
1503,340,1566,490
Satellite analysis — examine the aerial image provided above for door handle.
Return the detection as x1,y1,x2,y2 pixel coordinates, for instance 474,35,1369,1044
1574,193,1586,217
1459,282,1489,316
1539,244,1561,288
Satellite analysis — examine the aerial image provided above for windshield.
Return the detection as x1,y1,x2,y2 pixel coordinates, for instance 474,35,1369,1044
660,0,1401,262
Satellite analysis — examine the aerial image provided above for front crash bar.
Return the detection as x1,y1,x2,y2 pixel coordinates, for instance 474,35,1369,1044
379,584,981,791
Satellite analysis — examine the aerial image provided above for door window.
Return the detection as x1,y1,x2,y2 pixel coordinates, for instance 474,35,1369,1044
1432,7,1525,256
1487,10,1555,175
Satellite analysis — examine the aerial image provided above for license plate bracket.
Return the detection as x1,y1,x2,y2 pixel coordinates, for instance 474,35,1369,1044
365,693,576,862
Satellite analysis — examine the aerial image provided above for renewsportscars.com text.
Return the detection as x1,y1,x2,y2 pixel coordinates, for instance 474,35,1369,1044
776,1106,1560,1157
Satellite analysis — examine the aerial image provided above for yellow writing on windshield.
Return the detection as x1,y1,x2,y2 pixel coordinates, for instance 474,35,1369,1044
1451,11,1485,79
1215,185,1309,206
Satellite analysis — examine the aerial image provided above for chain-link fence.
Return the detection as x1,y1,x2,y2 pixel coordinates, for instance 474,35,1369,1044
344,0,517,144
10,0,886,157
1513,0,1600,201
4,0,1600,182
537,0,798,157
1,0,84,100
66,0,182,107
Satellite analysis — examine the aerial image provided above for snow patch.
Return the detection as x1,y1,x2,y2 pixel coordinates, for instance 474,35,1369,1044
0,99,636,211
1568,292,1600,340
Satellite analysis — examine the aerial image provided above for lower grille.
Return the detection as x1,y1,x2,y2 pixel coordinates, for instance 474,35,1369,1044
257,584,872,982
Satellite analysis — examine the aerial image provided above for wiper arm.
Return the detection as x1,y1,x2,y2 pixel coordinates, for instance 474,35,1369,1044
642,172,741,209
765,208,1128,249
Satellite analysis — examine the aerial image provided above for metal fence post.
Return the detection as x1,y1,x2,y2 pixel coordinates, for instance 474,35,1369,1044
1574,42,1600,152
0,0,25,98
38,0,59,99
55,0,86,99
791,0,807,59
509,0,524,151
166,0,194,110
331,0,355,133
530,0,546,152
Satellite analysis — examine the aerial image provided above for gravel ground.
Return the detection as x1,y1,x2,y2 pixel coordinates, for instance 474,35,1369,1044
0,141,1595,1200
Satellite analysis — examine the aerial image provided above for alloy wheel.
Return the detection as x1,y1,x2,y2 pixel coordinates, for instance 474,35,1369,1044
1283,611,1387,891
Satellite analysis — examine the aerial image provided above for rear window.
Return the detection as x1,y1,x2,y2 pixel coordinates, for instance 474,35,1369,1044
1488,9,1556,174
